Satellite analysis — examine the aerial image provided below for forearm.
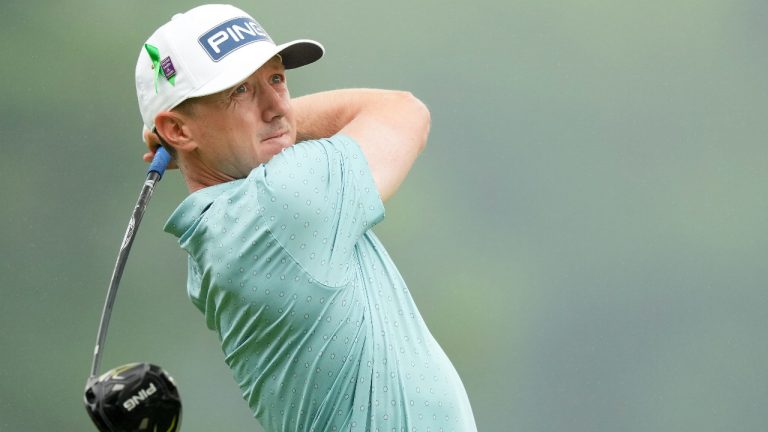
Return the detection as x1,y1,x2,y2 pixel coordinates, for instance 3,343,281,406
292,88,419,141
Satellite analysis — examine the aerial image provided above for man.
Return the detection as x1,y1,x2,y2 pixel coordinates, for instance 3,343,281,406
136,4,477,431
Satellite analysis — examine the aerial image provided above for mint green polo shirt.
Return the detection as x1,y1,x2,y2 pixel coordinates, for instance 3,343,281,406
165,134,476,432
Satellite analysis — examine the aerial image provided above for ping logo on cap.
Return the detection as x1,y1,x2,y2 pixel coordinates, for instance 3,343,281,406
198,17,271,61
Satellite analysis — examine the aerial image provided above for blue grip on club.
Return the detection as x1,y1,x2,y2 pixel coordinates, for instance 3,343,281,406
147,146,172,178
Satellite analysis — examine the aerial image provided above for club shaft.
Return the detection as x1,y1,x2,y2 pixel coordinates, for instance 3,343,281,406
89,172,161,378
88,147,171,379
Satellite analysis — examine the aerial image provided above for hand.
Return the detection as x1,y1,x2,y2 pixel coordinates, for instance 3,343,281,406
142,126,179,169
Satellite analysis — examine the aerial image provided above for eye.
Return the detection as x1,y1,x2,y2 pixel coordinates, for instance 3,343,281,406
233,83,249,95
270,74,284,85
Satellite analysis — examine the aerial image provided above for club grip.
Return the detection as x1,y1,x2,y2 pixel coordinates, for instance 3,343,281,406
148,146,172,178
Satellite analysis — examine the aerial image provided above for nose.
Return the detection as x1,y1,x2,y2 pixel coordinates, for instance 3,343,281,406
260,86,290,123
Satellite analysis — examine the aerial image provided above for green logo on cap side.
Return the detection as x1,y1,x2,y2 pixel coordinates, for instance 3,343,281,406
144,44,176,94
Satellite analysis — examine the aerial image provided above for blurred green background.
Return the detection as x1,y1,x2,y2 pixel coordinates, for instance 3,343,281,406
1,0,767,431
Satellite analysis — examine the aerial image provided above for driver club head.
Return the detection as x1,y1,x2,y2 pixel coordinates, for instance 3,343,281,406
84,362,181,432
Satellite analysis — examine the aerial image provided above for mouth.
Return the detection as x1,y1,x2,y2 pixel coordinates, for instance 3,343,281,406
262,130,288,143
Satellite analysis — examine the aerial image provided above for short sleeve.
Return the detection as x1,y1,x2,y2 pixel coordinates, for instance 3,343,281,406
247,134,384,286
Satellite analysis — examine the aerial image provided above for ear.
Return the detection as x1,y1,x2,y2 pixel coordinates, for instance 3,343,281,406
154,112,197,153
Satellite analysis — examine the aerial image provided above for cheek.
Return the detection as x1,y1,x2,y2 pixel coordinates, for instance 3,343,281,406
284,102,297,129
285,116,298,144
194,117,242,158
287,113,297,132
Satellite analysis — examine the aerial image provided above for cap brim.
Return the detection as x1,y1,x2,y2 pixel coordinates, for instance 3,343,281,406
188,39,324,100
277,39,325,69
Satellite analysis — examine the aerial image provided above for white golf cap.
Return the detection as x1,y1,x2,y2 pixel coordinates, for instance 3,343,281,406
136,4,324,129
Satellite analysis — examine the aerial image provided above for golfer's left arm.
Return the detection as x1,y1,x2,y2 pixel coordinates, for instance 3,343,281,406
293,89,430,202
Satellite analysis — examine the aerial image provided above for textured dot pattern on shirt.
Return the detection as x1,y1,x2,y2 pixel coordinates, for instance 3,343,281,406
165,135,477,432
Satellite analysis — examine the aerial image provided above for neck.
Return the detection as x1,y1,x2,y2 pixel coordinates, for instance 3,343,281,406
179,157,241,193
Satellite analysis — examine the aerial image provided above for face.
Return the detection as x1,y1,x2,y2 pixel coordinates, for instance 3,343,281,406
183,57,296,179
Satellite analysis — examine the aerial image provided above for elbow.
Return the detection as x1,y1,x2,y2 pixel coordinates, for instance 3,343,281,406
416,95,431,155
398,91,431,154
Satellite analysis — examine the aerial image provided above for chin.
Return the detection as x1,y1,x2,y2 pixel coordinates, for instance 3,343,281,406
259,132,296,161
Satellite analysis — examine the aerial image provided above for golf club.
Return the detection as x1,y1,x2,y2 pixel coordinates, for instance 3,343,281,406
83,147,182,432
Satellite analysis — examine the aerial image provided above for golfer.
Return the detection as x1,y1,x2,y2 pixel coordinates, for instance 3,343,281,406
136,4,477,431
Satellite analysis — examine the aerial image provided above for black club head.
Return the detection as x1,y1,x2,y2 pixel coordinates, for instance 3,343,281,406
84,363,181,432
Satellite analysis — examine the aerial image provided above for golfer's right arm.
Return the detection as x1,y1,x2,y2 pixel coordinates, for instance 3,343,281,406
293,89,430,202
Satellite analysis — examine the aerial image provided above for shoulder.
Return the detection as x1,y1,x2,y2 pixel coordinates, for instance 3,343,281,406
251,134,375,203
264,134,365,172
164,180,244,240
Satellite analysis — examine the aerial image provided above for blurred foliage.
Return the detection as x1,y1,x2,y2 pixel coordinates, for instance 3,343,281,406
1,0,767,431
